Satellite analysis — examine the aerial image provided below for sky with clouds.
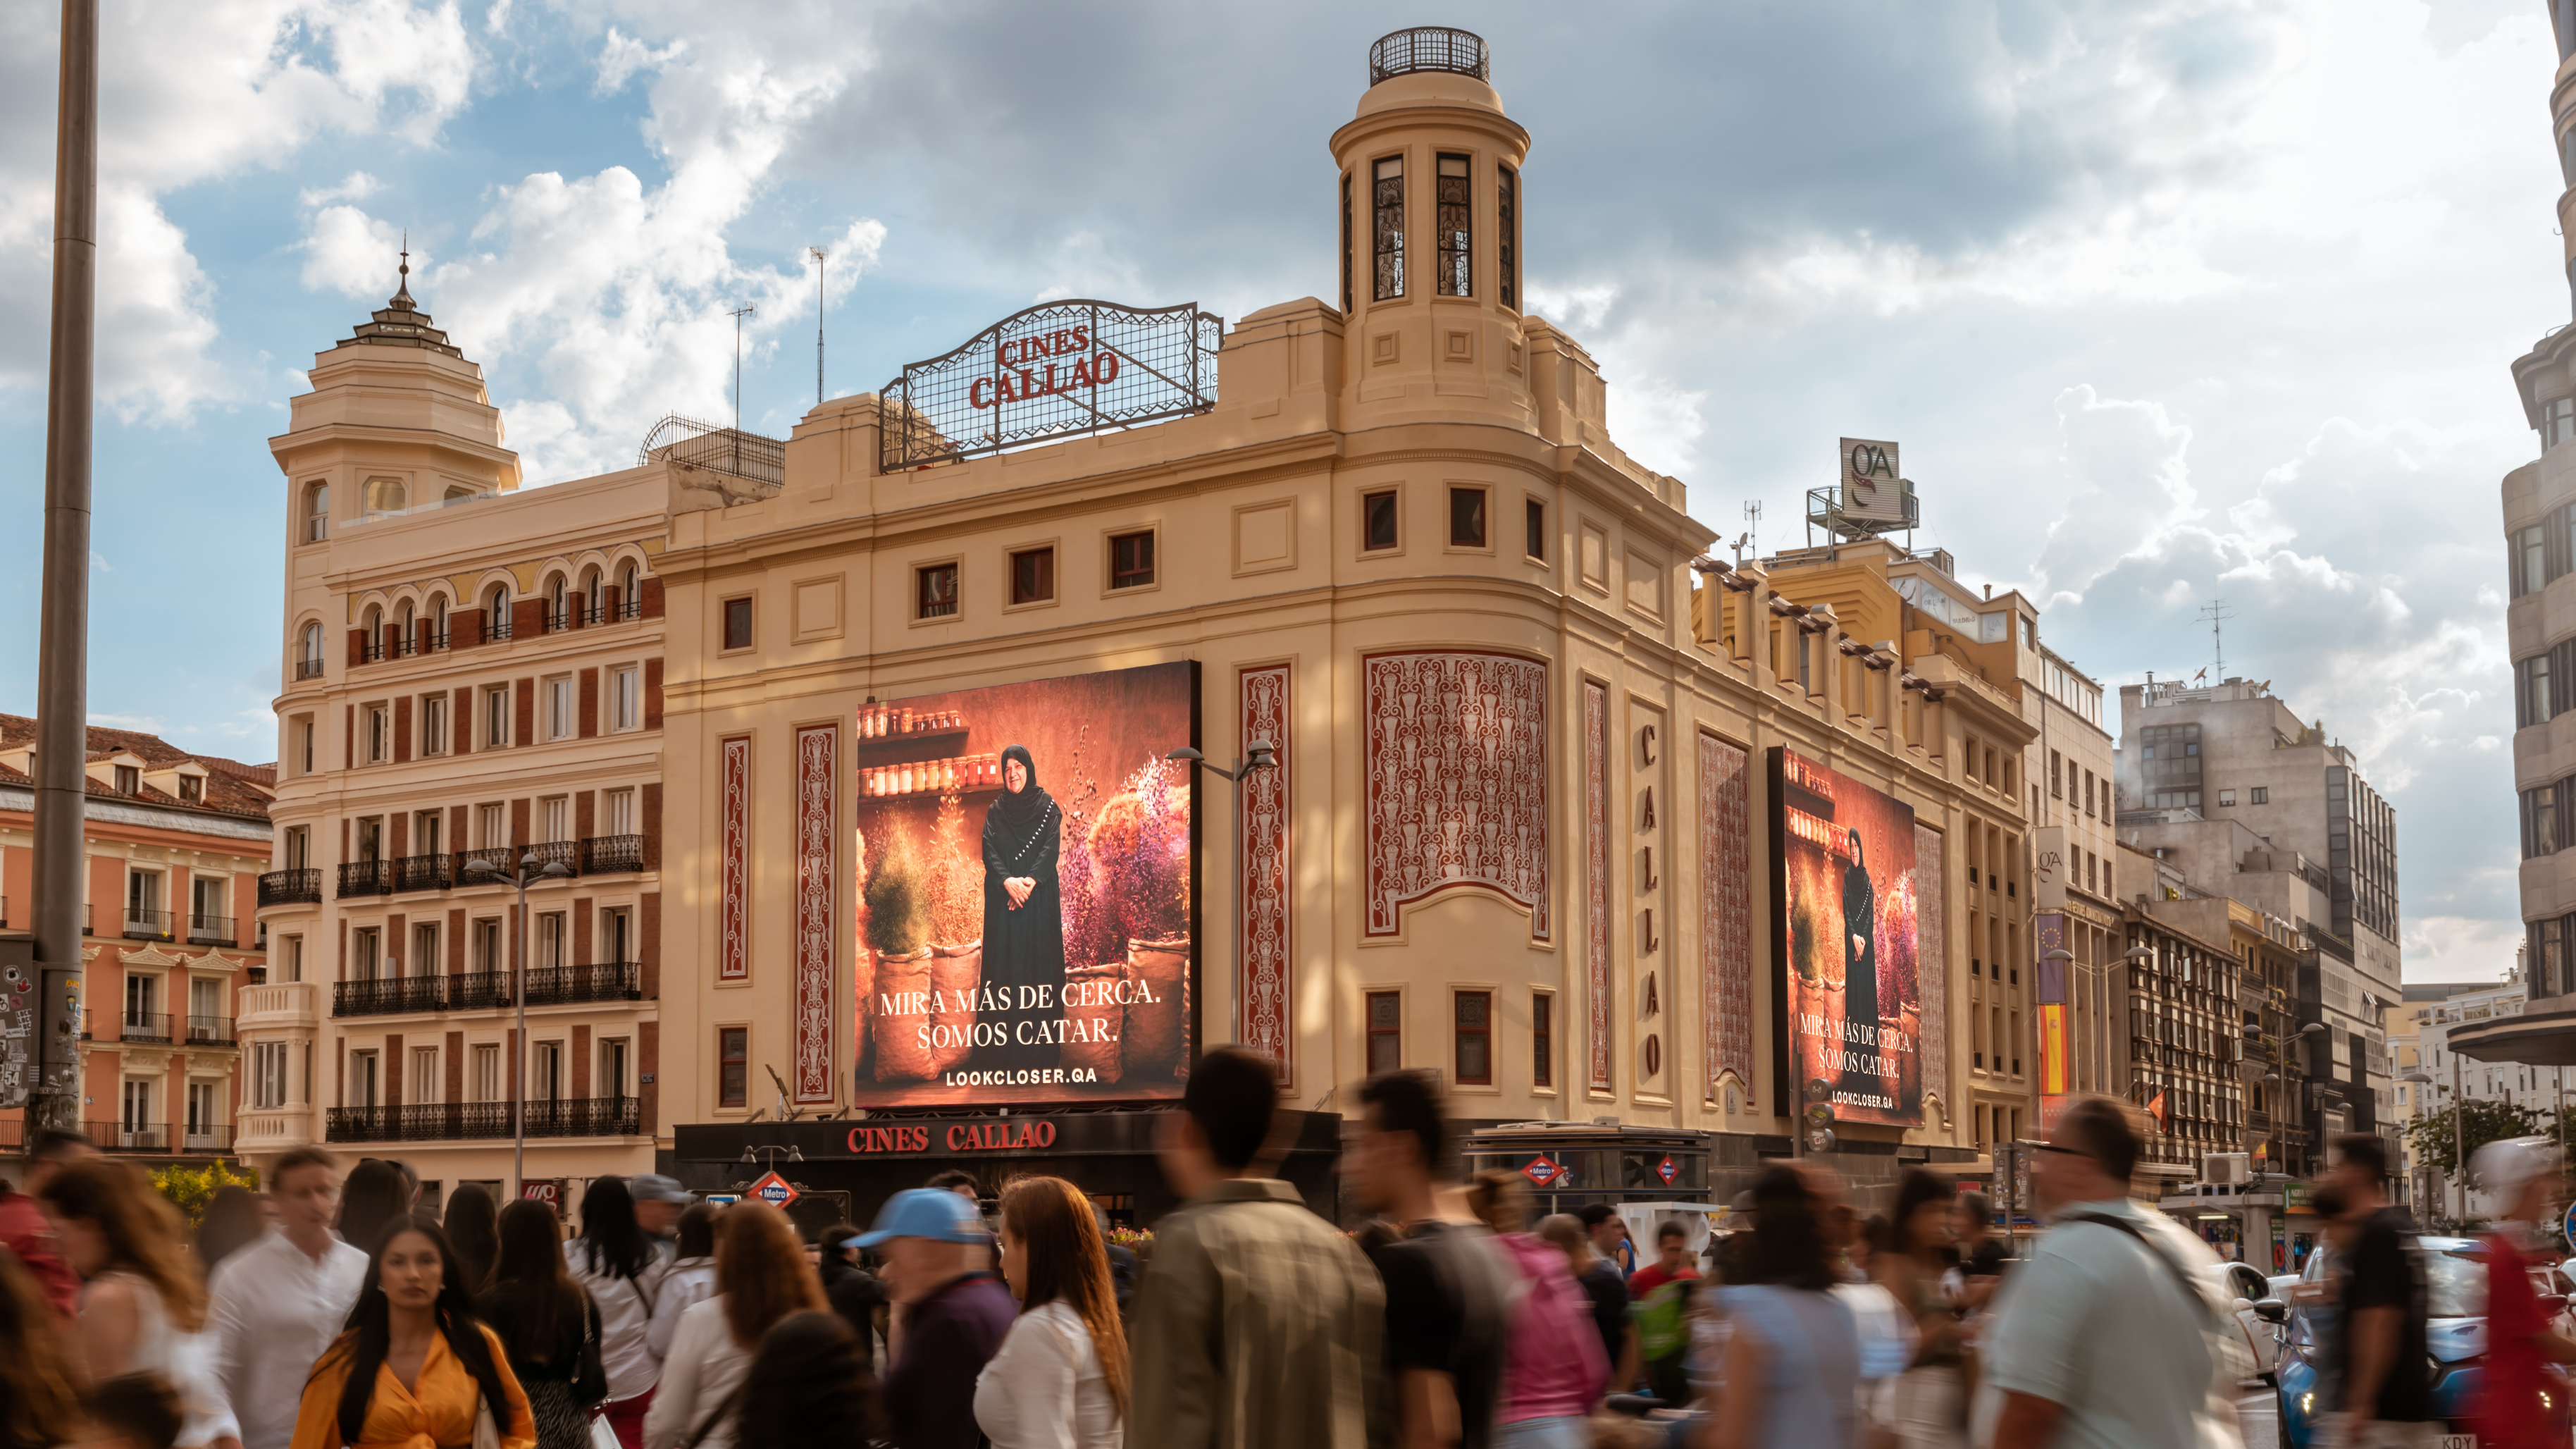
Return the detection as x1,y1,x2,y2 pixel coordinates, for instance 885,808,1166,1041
0,0,2558,982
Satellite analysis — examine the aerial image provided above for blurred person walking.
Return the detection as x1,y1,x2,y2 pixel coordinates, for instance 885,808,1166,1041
1948,1192,2006,1314
204,1147,369,1449
860,1188,1014,1449
1629,1219,1703,1406
1,1127,96,1315
442,1186,502,1302
39,1157,223,1445
1127,1046,1385,1449
2464,1137,2576,1449
1537,1214,1634,1397
974,1176,1128,1448
1981,1096,2235,1449
332,1161,412,1257
285,1214,534,1449
1700,1164,1860,1449
1874,1170,1966,1449
645,1205,822,1449
193,1188,263,1279
1466,1173,1606,1449
645,1207,717,1363
1346,1068,1511,1449
812,1221,888,1371
564,1178,670,1449
0,1251,82,1449
728,1312,878,1449
481,1200,607,1449
628,1179,687,1265
2322,1133,2435,1449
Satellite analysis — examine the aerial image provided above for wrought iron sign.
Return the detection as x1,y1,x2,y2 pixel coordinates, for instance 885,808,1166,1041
879,299,1224,471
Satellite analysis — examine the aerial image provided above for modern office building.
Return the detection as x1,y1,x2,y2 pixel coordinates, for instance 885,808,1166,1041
0,718,270,1163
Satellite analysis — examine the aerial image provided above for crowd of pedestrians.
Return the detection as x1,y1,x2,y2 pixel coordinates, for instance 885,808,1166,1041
15,1076,2576,1449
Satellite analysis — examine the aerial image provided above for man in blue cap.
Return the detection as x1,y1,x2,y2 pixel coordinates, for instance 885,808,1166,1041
857,1187,1015,1449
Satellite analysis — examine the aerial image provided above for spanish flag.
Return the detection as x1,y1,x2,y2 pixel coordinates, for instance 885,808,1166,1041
2145,1090,2169,1133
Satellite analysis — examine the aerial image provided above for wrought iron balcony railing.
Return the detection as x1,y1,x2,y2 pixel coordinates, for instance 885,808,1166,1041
260,868,321,907
580,834,644,873
445,972,514,1011
186,912,235,947
523,841,581,875
295,658,326,680
119,1012,173,1044
84,1121,166,1152
392,853,452,893
338,860,392,898
185,1015,235,1047
333,975,442,1017
123,908,173,942
454,845,516,882
523,961,640,1007
326,1095,640,1144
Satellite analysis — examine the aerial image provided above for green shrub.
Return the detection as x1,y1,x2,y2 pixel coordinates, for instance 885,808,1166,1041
151,1161,259,1228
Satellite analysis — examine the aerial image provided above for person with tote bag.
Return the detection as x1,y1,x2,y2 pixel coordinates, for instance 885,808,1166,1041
643,1207,824,1449
481,1201,610,1449
286,1213,535,1449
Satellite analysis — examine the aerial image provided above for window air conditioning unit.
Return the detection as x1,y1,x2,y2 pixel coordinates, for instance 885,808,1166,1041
2204,1152,2250,1185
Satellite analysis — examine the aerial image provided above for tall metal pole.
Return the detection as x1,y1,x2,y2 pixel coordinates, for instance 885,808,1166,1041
729,305,755,436
808,247,826,409
514,872,529,1202
28,0,100,1137
2453,1047,2465,1224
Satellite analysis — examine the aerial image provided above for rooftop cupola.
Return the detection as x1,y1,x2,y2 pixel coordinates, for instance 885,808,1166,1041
1328,27,1535,428
335,241,464,358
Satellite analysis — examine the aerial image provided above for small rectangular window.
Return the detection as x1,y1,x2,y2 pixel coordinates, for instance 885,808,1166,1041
1109,531,1156,590
1010,547,1055,605
1524,498,1545,561
1372,156,1405,301
609,667,640,732
484,687,509,748
1435,154,1470,297
1366,991,1401,1075
114,764,139,795
1453,989,1491,1085
546,677,574,740
1363,489,1399,552
1497,165,1518,310
2518,525,2548,597
1449,486,1487,548
2250,787,2268,805
722,596,754,650
719,1027,749,1108
2219,789,2236,807
421,694,447,756
471,1044,500,1103
366,708,390,763
1530,992,1552,1088
917,563,960,619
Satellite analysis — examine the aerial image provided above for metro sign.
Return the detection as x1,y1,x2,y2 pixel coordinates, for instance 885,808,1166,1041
748,1171,799,1209
1656,1156,1679,1187
1521,1155,1563,1188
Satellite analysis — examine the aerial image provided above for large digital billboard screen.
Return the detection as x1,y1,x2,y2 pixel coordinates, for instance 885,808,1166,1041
1770,747,1924,1127
853,661,1196,1106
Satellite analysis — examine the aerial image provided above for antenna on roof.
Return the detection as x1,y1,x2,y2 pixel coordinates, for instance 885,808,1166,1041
728,305,757,436
392,230,414,309
2198,597,2236,680
1743,500,1762,560
807,247,826,408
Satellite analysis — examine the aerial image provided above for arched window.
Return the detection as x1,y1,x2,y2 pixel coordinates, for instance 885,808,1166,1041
364,476,408,514
304,483,329,543
546,574,567,631
299,622,324,679
396,601,415,655
429,593,449,646
578,566,602,625
487,584,512,641
617,561,640,619
361,605,383,662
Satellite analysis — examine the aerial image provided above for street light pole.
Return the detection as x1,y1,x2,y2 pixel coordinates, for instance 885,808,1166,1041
1165,741,1276,1048
466,851,571,1202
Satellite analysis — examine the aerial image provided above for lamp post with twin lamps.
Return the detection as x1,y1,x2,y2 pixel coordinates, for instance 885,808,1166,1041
1165,740,1277,1046
463,850,574,1203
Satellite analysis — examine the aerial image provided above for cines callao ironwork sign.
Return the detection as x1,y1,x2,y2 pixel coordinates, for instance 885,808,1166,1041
879,299,1224,471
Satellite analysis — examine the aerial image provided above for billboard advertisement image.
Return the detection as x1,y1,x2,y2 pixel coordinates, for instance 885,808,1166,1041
1770,747,1924,1127
853,660,1196,1106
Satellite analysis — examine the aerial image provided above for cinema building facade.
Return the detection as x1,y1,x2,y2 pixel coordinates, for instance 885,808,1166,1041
254,30,2041,1220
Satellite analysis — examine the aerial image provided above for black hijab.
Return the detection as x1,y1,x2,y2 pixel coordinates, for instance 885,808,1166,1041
994,745,1051,828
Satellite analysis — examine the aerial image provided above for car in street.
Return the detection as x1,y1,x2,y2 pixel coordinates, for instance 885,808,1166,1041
2277,1235,2574,1448
2210,1259,2287,1382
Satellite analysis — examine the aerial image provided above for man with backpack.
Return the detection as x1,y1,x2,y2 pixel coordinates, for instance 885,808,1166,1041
1982,1095,2243,1449
2325,1133,2438,1448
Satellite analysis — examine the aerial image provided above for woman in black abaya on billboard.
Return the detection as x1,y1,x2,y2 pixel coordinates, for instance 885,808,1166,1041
979,744,1066,1074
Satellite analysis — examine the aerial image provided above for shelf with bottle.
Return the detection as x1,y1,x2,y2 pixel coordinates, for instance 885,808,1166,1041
861,753,1004,799
855,703,971,767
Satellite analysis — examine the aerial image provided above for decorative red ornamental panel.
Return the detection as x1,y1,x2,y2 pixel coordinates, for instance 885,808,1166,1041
1361,651,1549,939
1915,822,1949,1121
793,724,837,1104
719,736,750,982
1584,679,1610,1092
1240,665,1292,1083
1701,732,1753,1102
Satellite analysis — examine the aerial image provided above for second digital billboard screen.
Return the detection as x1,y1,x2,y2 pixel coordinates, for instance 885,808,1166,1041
1771,746,1925,1127
853,660,1196,1106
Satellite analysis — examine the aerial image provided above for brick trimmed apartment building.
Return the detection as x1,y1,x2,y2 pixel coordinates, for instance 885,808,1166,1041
0,717,271,1161
246,272,667,1204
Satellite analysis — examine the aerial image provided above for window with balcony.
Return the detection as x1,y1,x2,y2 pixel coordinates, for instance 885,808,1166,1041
472,918,502,975
617,562,640,619
412,923,440,978
477,803,505,849
299,622,326,680
1108,531,1156,590
186,1081,219,1145
485,584,512,640
719,1027,748,1108
534,1040,564,1102
537,913,566,972
543,796,569,844
1366,990,1401,1074
599,1038,630,1099
353,927,381,982
605,788,636,838
122,1080,156,1144
601,906,632,965
254,1042,289,1109
471,1044,501,1102
411,1048,439,1106
350,1051,380,1109
545,574,568,632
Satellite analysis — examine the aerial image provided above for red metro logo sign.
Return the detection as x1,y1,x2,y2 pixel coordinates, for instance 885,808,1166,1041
880,299,1224,470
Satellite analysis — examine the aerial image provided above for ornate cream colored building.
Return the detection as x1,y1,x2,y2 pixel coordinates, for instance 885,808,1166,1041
254,30,2047,1214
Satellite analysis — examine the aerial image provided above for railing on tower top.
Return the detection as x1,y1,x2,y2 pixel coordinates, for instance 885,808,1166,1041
1367,27,1488,85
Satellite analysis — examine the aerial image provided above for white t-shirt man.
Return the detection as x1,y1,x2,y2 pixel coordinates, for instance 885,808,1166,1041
204,1227,371,1449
